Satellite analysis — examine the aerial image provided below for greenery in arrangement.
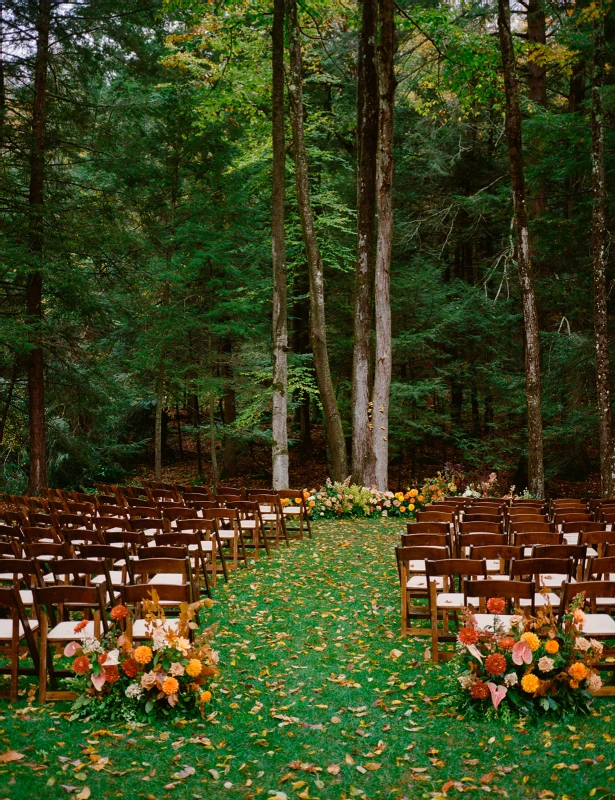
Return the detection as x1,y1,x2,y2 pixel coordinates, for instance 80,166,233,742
4,521,615,800
67,593,218,724
453,596,605,720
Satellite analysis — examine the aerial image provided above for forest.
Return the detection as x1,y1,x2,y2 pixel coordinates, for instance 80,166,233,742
0,0,614,498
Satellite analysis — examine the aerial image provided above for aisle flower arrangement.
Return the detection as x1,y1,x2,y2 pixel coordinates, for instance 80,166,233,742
453,594,603,718
67,591,218,722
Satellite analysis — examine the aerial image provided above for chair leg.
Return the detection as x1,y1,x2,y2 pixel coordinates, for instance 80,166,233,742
216,535,229,582
400,566,408,636
10,613,19,704
39,611,48,704
261,524,271,557
429,582,439,664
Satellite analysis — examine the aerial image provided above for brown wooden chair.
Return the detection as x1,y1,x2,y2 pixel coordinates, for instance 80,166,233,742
202,508,247,569
459,520,503,535
584,557,615,612
554,511,592,528
513,531,563,549
45,558,117,605
120,583,190,640
227,500,270,558
469,544,524,577
155,531,212,597
20,525,61,545
249,494,289,548
463,578,536,629
34,584,107,703
532,544,587,580
510,556,574,606
510,521,555,534
96,504,128,519
130,517,166,540
79,543,134,588
457,532,506,558
162,506,196,531
277,490,312,539
401,532,451,550
406,521,451,535
0,586,39,702
462,513,502,525
136,548,199,601
396,545,449,635
580,529,615,557
176,517,227,584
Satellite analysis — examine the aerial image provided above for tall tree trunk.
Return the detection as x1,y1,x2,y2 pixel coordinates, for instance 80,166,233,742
154,281,170,481
192,393,203,477
27,0,51,496
591,10,613,496
272,0,289,490
209,398,218,491
526,0,546,216
287,0,348,482
372,0,396,491
351,0,379,487
0,2,6,150
498,0,544,497
0,361,17,445
176,400,183,460
222,375,238,477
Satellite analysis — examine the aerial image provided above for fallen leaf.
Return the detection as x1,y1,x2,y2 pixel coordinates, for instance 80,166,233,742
0,751,24,763
76,789,90,800
327,764,340,776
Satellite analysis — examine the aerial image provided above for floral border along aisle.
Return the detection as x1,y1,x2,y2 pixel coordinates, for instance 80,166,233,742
453,595,604,719
67,591,218,723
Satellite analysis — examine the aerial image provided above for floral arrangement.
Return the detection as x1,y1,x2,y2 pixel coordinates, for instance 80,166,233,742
67,591,219,722
454,594,604,718
306,479,423,519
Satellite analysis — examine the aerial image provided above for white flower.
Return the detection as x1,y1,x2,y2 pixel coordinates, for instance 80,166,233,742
538,656,554,673
125,683,143,699
575,637,591,651
504,673,518,687
589,639,604,654
81,637,104,655
103,649,119,666
458,675,474,689
587,673,603,692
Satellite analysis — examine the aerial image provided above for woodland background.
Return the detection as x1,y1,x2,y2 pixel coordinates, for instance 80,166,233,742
0,0,613,496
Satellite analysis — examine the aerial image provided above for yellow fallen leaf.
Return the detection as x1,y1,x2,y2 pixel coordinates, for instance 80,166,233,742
76,789,91,800
0,751,24,763
364,762,381,771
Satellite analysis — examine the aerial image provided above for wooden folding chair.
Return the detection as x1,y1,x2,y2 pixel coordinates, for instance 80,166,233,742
250,493,289,548
510,556,574,606
177,518,227,584
227,501,270,558
457,532,506,558
202,508,247,570
469,544,524,578
581,529,615,557
396,545,449,635
464,578,536,631
132,555,196,604
0,586,39,702
277,490,312,539
532,544,587,580
121,583,190,640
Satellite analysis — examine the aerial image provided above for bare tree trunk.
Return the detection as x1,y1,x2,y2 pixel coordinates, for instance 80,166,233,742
287,0,348,482
192,394,203,478
176,400,183,460
372,0,396,491
272,0,289,490
0,361,17,445
526,0,546,216
27,0,51,496
154,281,170,481
0,2,6,150
591,11,613,496
209,398,218,491
351,0,379,487
498,0,544,497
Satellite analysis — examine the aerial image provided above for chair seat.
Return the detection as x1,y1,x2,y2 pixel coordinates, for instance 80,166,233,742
92,571,124,586
0,618,39,640
241,520,257,529
473,614,513,633
437,593,479,608
407,576,444,590
201,541,213,552
217,530,237,540
519,592,560,607
283,507,301,515
579,614,615,636
596,597,615,607
48,620,95,641
538,574,572,588
149,574,185,586
19,590,33,606
131,617,180,638
260,513,277,522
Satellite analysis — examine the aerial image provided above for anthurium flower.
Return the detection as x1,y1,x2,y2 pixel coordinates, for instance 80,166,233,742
512,639,532,665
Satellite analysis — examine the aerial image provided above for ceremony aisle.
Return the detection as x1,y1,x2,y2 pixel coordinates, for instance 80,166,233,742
4,520,615,799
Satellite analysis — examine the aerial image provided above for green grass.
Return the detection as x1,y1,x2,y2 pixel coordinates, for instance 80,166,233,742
4,520,615,800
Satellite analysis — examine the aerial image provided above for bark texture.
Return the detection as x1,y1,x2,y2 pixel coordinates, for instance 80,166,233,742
590,12,613,496
287,0,348,482
27,0,51,495
498,0,544,496
351,0,379,487
154,280,170,481
526,0,546,216
372,0,396,490
272,0,289,489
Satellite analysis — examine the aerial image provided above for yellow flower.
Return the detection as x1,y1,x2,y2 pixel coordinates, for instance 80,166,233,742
200,690,212,703
521,673,540,693
568,662,588,682
186,659,202,678
400,506,406,513
569,679,579,689
409,489,419,498
162,676,179,695
545,639,559,654
521,632,540,652
417,496,424,503
134,645,153,665
395,492,404,501
409,504,415,511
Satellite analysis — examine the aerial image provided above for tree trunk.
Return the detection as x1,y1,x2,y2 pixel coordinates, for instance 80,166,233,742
27,0,51,496
498,0,544,497
176,400,183,460
0,361,17,446
0,2,6,150
222,381,237,477
372,0,396,491
154,281,170,481
272,0,289,490
526,0,546,216
591,12,613,496
351,0,379,487
209,398,218,492
287,0,348,482
192,393,203,477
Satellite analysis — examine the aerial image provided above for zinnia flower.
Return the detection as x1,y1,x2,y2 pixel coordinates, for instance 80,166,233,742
104,665,120,684
162,677,179,695
568,662,588,681
186,659,202,678
74,619,88,634
485,654,507,675
134,645,153,665
200,690,212,703
470,682,490,700
110,605,128,621
486,597,506,614
521,632,540,652
500,637,515,650
537,656,554,673
545,639,559,654
122,658,139,678
72,656,91,675
459,627,479,645
521,673,540,693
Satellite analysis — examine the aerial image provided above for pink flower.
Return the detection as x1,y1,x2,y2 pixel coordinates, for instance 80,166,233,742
64,641,81,657
512,640,532,666
486,682,507,710
91,672,106,692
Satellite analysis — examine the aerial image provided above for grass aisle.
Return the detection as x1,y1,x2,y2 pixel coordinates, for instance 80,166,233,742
4,520,615,800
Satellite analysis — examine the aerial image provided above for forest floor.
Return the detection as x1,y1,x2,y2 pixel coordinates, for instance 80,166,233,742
4,520,615,800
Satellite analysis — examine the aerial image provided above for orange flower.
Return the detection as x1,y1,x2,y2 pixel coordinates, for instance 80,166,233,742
570,679,579,689
74,619,88,634
162,676,179,695
470,682,490,700
568,662,588,682
485,653,507,675
122,658,139,677
500,637,515,649
186,659,202,678
72,656,91,674
134,645,153,665
110,605,127,621
521,632,540,652
459,627,479,645
521,673,540,693
104,665,120,684
486,597,506,614
545,639,559,654
200,690,212,703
